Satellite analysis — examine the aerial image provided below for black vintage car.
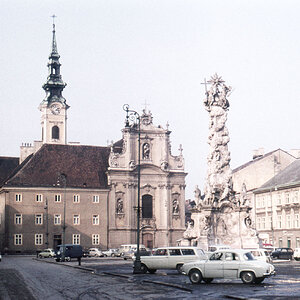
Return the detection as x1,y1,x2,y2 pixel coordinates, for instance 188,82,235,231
271,248,294,260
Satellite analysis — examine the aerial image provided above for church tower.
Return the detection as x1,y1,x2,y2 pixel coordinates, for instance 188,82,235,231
39,21,69,145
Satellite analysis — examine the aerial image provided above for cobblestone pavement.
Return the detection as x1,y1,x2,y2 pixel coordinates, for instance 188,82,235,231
1,256,300,299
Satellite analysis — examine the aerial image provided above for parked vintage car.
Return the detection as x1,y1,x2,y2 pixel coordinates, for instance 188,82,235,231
271,248,294,260
294,248,300,261
38,248,55,258
247,248,272,263
134,246,207,273
88,248,103,257
102,248,119,257
55,244,83,262
182,249,275,284
208,245,231,252
120,244,147,259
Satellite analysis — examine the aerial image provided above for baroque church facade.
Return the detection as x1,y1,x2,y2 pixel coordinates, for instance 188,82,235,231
0,25,186,254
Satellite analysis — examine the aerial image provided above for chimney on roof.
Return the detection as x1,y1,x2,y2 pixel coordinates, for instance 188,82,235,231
253,148,264,160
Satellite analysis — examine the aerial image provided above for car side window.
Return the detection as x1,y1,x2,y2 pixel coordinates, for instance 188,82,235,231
181,249,195,255
225,252,239,261
210,252,223,260
153,249,168,256
169,249,181,256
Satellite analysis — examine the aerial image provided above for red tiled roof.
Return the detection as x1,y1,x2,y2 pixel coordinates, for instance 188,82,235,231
4,144,110,189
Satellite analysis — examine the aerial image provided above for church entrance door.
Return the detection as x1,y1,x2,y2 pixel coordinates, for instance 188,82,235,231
142,233,153,249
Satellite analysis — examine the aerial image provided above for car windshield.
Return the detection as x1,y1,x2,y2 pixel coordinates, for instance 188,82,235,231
243,252,255,260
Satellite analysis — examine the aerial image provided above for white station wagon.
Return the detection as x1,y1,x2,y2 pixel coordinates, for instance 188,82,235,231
136,246,207,274
182,249,275,284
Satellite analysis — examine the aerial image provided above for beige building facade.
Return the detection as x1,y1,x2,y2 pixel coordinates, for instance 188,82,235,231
0,24,186,254
232,149,300,248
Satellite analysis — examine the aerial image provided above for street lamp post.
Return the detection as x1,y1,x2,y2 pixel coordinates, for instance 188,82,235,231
57,173,67,262
44,198,49,247
123,104,142,274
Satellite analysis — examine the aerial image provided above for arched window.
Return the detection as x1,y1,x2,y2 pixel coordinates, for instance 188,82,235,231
52,126,59,140
142,194,153,218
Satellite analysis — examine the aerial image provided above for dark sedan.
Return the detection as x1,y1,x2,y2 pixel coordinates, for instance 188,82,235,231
271,248,293,260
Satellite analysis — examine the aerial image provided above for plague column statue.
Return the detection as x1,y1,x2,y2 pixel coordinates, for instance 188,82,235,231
182,74,259,249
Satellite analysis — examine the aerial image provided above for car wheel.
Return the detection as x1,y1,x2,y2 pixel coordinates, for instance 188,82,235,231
55,258,60,262
254,277,264,284
38,255,43,259
241,271,255,284
111,254,115,257
148,269,157,274
176,264,184,274
189,269,202,284
65,257,71,262
140,263,148,274
203,278,213,284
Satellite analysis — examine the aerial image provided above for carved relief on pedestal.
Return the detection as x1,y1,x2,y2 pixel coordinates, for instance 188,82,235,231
161,161,169,171
109,153,120,168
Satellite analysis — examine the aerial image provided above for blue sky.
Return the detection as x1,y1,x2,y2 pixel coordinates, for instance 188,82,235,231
1,0,300,199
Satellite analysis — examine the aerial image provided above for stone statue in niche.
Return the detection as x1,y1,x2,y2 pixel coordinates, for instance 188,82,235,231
116,198,124,214
172,198,180,215
143,143,150,159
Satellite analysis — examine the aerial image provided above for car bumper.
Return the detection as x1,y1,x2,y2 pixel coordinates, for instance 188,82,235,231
263,270,276,277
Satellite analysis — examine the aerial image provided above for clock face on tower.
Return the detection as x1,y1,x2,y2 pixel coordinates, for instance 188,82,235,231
50,103,61,115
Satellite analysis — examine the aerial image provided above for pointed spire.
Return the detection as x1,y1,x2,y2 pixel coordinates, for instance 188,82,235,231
51,17,58,55
42,16,67,105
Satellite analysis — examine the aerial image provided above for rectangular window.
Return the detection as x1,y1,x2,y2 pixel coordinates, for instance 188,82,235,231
277,215,282,229
73,234,80,245
93,195,99,203
15,213,22,225
14,234,22,245
54,214,61,225
92,215,99,225
294,191,299,203
15,194,22,202
279,238,283,247
73,194,80,203
296,237,300,248
35,234,43,245
287,215,291,229
295,214,299,228
257,217,261,229
36,194,43,202
92,234,100,245
269,216,273,229
285,192,290,204
261,197,265,208
35,214,43,225
73,214,80,225
262,217,266,229
55,194,61,202
277,193,281,205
